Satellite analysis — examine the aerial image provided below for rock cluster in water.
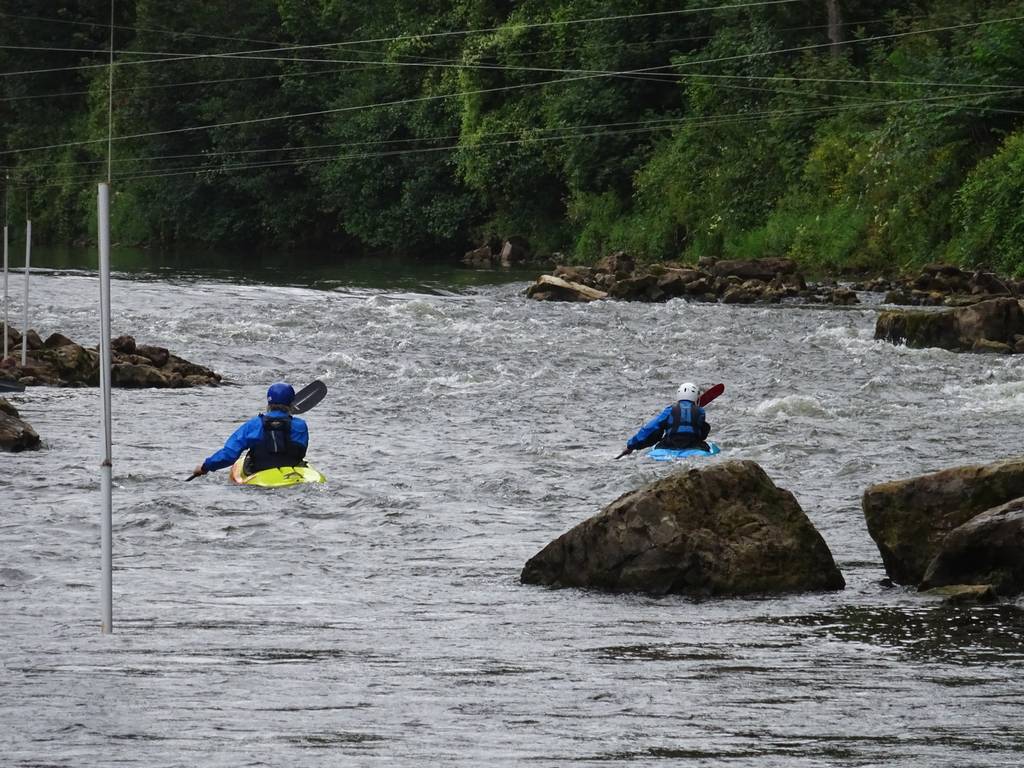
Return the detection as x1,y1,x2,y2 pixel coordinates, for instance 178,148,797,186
1,327,221,389
869,263,1024,308
525,253,859,305
0,398,40,452
522,460,845,597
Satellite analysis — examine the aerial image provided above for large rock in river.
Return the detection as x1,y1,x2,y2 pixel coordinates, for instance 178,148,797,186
919,497,1024,596
0,398,41,452
862,457,1024,585
521,460,844,597
875,298,1024,353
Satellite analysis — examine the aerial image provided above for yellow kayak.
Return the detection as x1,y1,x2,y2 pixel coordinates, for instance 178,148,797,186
229,457,326,487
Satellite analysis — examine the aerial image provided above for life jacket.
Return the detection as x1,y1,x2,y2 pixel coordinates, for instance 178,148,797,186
248,413,306,472
668,400,703,438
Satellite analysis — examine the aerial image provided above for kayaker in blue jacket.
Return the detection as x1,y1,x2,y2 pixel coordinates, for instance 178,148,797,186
618,382,710,457
190,382,309,478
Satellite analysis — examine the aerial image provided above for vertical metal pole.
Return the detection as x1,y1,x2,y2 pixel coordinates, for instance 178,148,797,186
3,178,8,360
21,219,30,367
99,0,116,635
98,183,113,634
2,224,7,361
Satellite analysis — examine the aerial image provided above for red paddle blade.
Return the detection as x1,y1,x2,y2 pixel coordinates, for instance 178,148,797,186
699,383,725,407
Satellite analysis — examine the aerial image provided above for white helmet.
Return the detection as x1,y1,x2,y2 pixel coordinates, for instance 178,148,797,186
677,382,700,402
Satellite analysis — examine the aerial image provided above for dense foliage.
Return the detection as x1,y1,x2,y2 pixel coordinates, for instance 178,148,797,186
2,1,1024,272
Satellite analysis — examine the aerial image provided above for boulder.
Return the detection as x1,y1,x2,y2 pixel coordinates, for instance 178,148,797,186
28,329,43,350
112,362,170,387
594,251,635,278
32,343,101,384
135,344,170,368
722,279,771,304
462,245,494,268
827,287,860,305
552,265,595,285
0,398,41,452
43,332,76,349
499,236,531,267
657,268,704,298
875,307,959,349
862,457,1024,585
3,325,21,353
521,460,844,597
112,335,137,355
607,273,660,302
956,298,1024,345
919,497,1024,596
874,299,1024,352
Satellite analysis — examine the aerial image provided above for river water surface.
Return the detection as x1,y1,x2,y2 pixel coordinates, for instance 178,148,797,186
2,257,1023,766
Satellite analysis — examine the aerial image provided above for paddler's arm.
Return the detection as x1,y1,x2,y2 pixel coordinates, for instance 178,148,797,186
626,406,672,452
198,417,262,473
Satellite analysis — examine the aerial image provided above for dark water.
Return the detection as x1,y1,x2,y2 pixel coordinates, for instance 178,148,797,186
2,254,1023,766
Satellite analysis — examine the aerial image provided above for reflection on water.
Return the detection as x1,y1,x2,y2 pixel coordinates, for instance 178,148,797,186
23,245,541,292
773,604,1024,664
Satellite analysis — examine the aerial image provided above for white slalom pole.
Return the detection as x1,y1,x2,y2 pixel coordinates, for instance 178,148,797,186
2,223,7,361
3,178,7,361
21,219,30,367
98,183,113,634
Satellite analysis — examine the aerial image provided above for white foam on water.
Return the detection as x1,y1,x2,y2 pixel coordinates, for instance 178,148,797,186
754,394,832,419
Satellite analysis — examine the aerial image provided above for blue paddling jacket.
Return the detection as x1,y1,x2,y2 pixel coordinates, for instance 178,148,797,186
201,409,309,473
627,400,709,451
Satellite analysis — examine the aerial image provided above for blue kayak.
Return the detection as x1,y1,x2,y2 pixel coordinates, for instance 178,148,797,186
647,442,721,461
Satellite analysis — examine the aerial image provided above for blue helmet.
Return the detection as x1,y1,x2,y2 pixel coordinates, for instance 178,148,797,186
266,382,295,405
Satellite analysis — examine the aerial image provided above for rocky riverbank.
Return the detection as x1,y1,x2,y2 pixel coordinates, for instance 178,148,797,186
515,252,1020,310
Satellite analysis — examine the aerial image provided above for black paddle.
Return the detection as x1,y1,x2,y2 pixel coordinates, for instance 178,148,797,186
186,379,328,480
615,383,725,459
291,379,328,414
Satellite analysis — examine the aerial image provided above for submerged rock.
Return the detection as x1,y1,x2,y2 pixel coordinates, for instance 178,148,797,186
521,460,844,597
862,457,1024,585
0,398,41,452
918,584,998,604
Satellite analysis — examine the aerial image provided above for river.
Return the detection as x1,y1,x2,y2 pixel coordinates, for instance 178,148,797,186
2,253,1023,767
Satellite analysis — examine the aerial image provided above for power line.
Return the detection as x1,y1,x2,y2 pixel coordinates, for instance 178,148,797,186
0,10,279,48
0,10,996,107
0,11,921,63
0,0,803,78
14,67,948,176
4,12,1023,161
12,86,1019,189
